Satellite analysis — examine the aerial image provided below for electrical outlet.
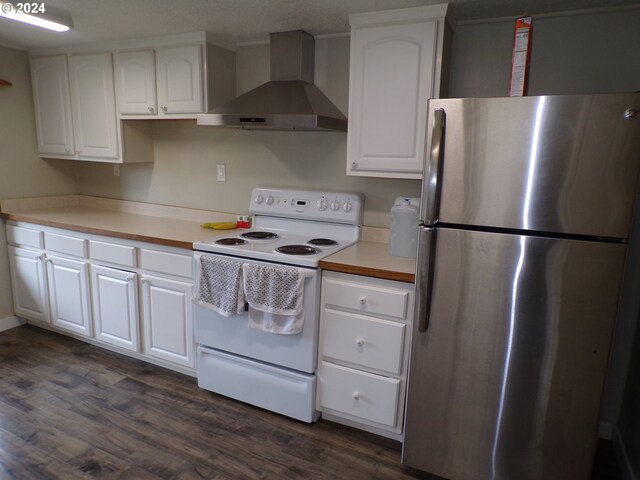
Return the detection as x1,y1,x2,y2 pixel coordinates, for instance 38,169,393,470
216,164,226,182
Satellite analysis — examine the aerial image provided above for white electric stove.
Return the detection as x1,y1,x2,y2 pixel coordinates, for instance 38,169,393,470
193,187,363,267
193,188,363,423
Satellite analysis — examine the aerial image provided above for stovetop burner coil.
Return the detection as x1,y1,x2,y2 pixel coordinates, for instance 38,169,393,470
307,238,338,246
276,245,320,255
215,238,248,246
241,231,279,240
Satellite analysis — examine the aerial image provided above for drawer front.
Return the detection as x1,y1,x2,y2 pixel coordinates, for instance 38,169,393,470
324,278,408,320
44,232,87,258
6,225,44,249
322,310,405,375
319,361,400,427
90,240,137,268
140,248,192,279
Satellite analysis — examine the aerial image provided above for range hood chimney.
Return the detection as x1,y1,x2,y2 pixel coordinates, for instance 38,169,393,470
197,30,347,131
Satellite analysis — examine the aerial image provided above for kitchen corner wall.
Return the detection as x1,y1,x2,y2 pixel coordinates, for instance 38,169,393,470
73,37,421,228
0,46,78,320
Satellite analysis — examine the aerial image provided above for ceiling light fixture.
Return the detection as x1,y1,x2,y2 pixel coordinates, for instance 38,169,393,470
0,2,72,32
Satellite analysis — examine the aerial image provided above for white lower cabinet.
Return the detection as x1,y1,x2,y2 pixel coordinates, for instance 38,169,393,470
7,246,49,324
46,254,92,337
91,264,139,352
6,221,195,375
317,271,414,440
141,274,194,368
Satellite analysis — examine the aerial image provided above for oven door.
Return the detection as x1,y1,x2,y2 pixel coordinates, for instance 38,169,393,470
193,252,320,373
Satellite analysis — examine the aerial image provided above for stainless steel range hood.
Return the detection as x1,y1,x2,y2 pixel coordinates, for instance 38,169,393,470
197,30,347,131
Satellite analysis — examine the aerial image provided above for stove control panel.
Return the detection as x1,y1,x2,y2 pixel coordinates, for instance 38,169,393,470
249,188,364,226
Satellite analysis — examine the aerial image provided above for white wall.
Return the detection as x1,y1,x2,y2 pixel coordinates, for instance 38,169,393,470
74,36,422,228
0,46,78,319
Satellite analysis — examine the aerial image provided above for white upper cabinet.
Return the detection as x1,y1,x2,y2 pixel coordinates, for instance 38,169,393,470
347,5,451,179
114,50,157,115
69,53,119,159
30,55,74,156
156,45,204,114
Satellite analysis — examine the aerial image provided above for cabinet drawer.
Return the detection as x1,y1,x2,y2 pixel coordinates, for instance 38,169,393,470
140,248,192,279
44,232,87,258
6,225,44,249
322,310,405,375
324,278,408,320
90,240,136,268
319,361,400,427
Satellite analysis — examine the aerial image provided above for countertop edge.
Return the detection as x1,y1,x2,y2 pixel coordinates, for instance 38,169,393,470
319,259,415,283
0,212,194,250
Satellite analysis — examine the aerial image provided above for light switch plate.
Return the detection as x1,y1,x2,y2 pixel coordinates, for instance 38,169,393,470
216,164,226,182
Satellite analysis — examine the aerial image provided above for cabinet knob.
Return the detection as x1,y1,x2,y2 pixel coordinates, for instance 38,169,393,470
352,161,358,169
352,392,361,401
359,296,366,305
161,106,168,113
77,149,83,155
64,148,70,154
141,278,149,285
36,254,44,261
148,107,155,113
45,258,53,264
356,338,364,347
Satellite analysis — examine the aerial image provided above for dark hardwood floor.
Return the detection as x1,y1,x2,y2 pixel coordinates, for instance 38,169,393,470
0,325,622,480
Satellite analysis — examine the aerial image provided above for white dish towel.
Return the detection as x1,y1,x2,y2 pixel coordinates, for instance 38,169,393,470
194,254,245,317
242,263,305,335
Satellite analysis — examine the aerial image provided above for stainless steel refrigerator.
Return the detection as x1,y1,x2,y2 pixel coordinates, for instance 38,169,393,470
402,94,640,480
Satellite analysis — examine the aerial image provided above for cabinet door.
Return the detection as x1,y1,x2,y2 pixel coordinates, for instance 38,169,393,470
91,265,139,351
30,55,75,156
156,45,203,114
141,274,194,367
114,50,157,115
46,255,92,337
68,53,119,159
347,21,438,177
7,246,50,323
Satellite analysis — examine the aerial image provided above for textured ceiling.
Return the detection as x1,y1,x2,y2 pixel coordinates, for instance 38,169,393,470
0,0,638,50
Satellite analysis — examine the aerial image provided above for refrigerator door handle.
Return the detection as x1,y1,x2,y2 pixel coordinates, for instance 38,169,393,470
424,108,446,225
417,226,437,332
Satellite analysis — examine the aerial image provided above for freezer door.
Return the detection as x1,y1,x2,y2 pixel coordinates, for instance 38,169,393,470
403,227,626,480
422,94,640,238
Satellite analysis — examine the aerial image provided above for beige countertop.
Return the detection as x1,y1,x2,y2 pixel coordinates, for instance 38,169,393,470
320,241,416,283
0,196,236,250
1,196,413,281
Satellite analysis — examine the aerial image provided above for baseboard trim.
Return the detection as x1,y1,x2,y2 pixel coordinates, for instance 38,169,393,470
613,426,638,480
0,315,26,332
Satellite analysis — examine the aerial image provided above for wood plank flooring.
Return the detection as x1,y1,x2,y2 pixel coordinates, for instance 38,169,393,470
0,325,622,480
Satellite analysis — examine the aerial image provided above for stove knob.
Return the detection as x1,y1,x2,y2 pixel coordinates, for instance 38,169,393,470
255,194,264,204
266,196,274,205
317,199,328,211
342,202,353,212
330,200,341,211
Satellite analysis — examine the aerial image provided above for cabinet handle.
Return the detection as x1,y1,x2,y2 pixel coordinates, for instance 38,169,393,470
161,106,168,113
45,258,52,264
148,107,155,113
352,392,361,401
36,254,44,261
356,338,364,347
359,296,366,305
141,278,148,285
